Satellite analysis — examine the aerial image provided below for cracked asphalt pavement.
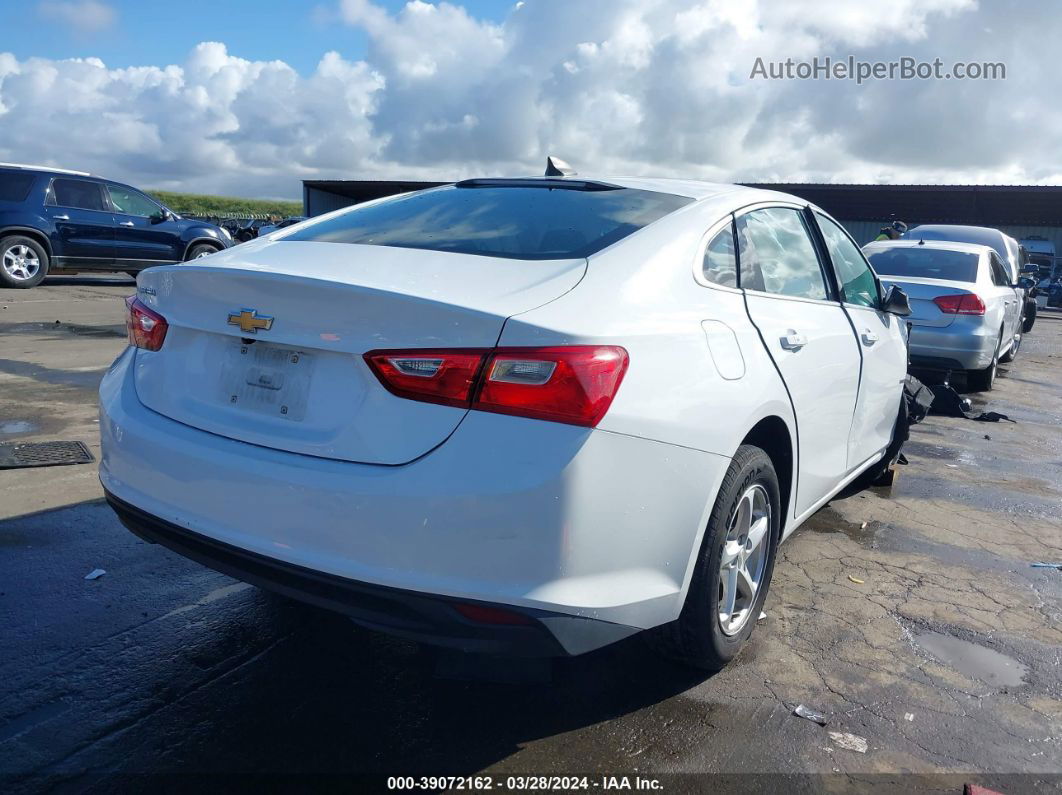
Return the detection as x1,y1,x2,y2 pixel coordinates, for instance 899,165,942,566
0,278,1059,792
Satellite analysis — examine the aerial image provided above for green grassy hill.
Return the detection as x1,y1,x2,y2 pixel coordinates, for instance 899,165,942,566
147,190,302,218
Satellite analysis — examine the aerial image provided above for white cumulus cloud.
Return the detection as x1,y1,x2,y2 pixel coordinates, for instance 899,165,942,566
2,0,1060,197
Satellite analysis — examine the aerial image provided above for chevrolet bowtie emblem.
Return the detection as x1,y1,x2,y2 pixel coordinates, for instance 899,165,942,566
227,308,274,334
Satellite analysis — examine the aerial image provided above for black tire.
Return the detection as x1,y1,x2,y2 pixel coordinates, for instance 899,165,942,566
0,235,49,289
185,243,219,261
1022,300,1037,333
967,332,1001,392
648,445,780,671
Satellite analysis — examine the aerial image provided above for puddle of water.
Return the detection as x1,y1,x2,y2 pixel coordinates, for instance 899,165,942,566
0,420,37,435
913,630,1028,687
804,507,882,548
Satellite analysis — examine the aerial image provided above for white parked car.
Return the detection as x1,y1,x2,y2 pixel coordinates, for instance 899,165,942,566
100,173,910,669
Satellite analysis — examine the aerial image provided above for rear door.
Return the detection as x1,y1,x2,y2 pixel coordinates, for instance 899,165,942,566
737,205,862,518
813,212,906,470
988,252,1020,341
106,183,183,265
45,178,115,266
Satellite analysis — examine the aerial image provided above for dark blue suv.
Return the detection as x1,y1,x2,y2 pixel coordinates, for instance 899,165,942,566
0,163,232,289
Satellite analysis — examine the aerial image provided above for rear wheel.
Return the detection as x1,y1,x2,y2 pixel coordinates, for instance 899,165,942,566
648,445,779,671
967,333,1001,391
1000,333,1020,363
0,235,49,289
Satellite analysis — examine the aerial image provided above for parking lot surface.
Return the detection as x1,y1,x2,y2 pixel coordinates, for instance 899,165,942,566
1,278,1059,792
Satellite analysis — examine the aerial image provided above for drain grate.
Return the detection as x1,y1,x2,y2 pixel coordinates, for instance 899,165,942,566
0,441,95,469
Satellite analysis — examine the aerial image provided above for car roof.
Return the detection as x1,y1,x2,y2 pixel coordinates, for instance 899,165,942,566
864,239,991,256
907,224,1007,246
0,162,92,177
472,175,798,205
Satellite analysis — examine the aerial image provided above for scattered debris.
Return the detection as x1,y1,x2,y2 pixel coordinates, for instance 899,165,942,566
983,434,991,440
848,575,865,585
84,568,106,581
859,521,868,530
1031,563,1062,570
973,411,1015,423
758,610,767,621
828,731,868,753
793,704,828,726
904,713,914,722
928,383,1015,423
946,463,959,468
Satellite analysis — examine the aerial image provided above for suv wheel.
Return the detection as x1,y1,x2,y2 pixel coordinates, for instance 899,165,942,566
648,445,780,671
0,235,49,289
186,243,219,261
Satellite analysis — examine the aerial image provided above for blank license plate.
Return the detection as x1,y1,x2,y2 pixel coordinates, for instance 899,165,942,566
218,341,315,421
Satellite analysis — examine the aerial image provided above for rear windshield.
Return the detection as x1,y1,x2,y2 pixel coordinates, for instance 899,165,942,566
0,171,35,202
285,183,694,260
867,247,979,282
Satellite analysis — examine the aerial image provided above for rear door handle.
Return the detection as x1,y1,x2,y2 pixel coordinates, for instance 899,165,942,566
53,214,70,220
119,221,135,227
861,330,879,345
779,332,807,351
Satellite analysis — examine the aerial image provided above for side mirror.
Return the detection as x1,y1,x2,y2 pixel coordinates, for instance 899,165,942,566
882,284,911,317
150,209,172,225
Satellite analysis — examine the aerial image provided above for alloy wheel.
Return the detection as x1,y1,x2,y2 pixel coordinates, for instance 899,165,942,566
2,244,41,281
718,483,771,636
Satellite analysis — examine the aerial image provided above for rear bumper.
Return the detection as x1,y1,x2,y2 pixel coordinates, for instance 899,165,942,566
907,323,997,371
106,491,574,656
99,348,727,655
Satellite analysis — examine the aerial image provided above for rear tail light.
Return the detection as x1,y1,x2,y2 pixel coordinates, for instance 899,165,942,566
477,346,629,427
363,345,629,427
124,296,168,351
933,294,986,315
363,350,484,409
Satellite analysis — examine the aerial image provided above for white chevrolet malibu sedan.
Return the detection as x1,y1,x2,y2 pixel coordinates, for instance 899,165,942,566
99,172,911,670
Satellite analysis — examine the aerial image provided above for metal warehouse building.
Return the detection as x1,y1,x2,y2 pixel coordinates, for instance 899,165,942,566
302,179,1062,255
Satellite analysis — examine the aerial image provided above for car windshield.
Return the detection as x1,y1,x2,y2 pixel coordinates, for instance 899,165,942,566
867,247,980,282
284,183,694,260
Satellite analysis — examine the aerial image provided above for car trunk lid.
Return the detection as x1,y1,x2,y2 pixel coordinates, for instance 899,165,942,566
131,241,586,464
879,276,974,328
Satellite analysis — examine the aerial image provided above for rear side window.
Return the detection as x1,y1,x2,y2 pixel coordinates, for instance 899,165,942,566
737,207,829,300
0,171,35,202
988,254,1011,286
50,178,108,212
702,222,737,287
866,248,979,282
285,184,693,260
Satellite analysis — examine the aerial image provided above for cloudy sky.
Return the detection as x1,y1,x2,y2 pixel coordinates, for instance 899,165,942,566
1,0,1059,198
